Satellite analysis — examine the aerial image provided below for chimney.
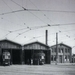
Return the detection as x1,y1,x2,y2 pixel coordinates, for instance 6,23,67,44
46,30,48,45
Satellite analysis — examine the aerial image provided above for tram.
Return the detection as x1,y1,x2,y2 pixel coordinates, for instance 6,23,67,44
2,51,11,66
33,51,45,65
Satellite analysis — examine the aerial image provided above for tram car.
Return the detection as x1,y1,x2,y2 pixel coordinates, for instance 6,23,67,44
2,51,11,66
33,51,45,65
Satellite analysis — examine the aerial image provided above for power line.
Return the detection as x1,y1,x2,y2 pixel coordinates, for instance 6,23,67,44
1,8,75,15
1,0,27,27
10,0,47,24
29,0,53,23
0,23,75,40
1,31,12,39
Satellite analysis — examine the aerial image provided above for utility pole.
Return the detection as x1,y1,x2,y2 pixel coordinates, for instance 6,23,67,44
56,32,58,65
46,30,48,45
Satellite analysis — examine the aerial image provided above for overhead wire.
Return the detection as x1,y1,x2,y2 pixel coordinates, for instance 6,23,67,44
1,0,30,39
9,0,49,39
23,29,75,45
1,0,75,33
1,0,75,42
0,22,75,40
13,25,48,39
1,31,12,39
13,24,75,41
28,0,53,23
1,0,26,27
1,8,75,15
10,0,47,24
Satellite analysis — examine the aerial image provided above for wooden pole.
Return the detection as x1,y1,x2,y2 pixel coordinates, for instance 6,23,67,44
46,30,48,45
56,32,58,65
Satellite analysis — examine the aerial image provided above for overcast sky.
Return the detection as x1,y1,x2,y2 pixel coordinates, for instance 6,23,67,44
0,0,75,54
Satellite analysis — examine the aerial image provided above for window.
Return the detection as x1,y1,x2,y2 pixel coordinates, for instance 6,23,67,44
55,48,56,52
65,55,67,61
52,48,53,53
67,55,70,61
54,55,56,61
51,55,53,61
65,48,67,53
68,49,70,53
60,48,63,53
59,48,61,53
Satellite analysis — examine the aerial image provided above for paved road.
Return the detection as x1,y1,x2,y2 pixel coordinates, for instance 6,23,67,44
0,64,75,75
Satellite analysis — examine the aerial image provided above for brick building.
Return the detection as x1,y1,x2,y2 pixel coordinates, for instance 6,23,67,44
51,43,72,63
72,54,75,63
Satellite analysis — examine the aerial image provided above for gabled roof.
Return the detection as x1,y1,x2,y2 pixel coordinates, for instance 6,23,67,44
0,39,21,46
23,41,50,48
51,43,72,49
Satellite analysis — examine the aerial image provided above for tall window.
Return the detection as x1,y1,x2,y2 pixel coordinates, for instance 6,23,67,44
55,48,56,52
59,48,61,53
68,49,70,53
61,48,63,53
54,55,56,61
51,55,53,61
65,55,67,61
65,48,67,53
68,55,70,61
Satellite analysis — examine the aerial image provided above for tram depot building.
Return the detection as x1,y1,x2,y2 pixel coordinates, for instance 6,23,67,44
0,39,51,65
0,39,72,65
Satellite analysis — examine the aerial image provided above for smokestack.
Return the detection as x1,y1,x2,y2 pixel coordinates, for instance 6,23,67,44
46,30,48,45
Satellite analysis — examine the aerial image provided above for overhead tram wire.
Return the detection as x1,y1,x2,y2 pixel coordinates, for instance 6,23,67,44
1,0,27,27
0,22,75,40
12,24,50,40
2,0,75,39
0,8,75,15
7,23,75,40
12,29,31,40
10,0,47,24
1,0,75,25
24,28,75,44
10,0,49,40
28,0,53,23
1,31,12,39
1,0,32,38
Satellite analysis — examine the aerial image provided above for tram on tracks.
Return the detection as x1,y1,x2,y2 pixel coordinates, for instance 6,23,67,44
2,51,11,66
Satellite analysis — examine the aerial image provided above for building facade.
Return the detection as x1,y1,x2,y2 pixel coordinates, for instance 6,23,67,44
23,41,51,65
0,39,22,65
51,43,72,63
72,54,75,63
0,39,51,65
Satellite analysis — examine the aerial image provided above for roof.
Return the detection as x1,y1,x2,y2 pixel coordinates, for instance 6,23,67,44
0,39,21,46
51,43,72,49
23,41,50,48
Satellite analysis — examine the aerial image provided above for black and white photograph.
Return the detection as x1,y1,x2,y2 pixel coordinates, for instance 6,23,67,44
0,0,75,75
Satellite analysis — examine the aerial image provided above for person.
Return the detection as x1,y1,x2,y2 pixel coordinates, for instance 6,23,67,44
31,59,33,65
27,59,29,65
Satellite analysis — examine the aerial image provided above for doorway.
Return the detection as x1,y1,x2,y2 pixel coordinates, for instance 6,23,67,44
12,50,21,64
24,50,32,64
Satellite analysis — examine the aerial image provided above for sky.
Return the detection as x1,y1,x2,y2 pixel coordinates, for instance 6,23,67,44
0,0,75,54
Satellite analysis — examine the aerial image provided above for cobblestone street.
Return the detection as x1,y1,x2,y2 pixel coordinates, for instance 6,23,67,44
0,63,75,75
